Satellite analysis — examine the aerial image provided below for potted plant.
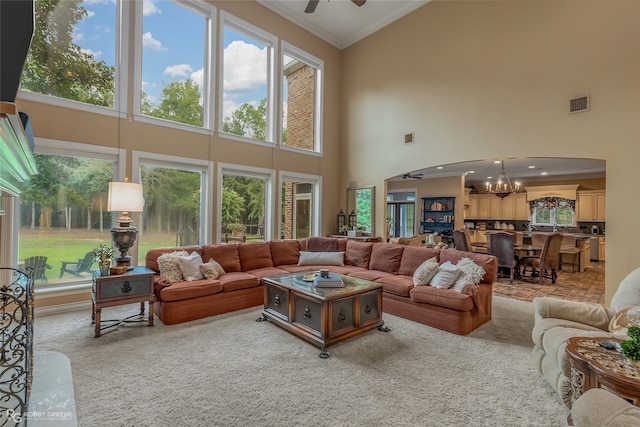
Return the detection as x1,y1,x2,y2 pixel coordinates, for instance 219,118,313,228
93,243,113,276
620,325,640,367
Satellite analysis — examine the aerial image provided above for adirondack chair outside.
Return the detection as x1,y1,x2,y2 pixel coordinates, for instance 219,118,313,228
24,256,52,284
59,251,96,278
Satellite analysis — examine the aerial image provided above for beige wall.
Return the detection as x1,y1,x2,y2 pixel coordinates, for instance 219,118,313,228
342,0,640,304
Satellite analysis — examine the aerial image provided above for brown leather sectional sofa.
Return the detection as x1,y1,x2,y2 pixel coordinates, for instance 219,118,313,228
145,237,498,334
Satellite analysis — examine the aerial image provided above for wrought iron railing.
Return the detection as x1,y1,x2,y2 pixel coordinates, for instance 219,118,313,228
0,268,34,427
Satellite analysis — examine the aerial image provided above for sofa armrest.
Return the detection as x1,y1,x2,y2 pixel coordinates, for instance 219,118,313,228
572,388,640,427
533,297,615,331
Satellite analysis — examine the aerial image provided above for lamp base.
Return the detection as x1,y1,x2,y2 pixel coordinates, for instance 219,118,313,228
111,225,138,271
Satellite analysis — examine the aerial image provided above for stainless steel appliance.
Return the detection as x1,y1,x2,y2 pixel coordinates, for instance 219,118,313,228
590,236,599,261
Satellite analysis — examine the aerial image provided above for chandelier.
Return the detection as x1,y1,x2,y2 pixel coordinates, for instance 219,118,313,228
485,160,520,199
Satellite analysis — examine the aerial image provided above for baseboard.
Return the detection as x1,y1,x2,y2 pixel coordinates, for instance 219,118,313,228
35,300,91,317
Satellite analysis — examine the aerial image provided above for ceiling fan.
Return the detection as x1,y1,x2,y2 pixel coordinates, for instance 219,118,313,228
305,0,366,14
402,173,423,180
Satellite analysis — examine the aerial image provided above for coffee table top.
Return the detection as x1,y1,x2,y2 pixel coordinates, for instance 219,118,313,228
566,337,640,385
263,271,382,301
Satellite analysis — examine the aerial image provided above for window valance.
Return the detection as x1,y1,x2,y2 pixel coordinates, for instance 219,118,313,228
525,185,579,202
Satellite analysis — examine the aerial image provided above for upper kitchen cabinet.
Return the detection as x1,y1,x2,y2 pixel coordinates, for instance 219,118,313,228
576,190,606,221
467,193,529,220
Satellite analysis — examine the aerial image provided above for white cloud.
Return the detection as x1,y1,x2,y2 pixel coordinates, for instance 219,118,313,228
81,48,103,59
143,32,165,51
223,40,267,91
86,10,96,18
164,64,193,78
143,0,161,16
73,31,85,42
191,68,204,91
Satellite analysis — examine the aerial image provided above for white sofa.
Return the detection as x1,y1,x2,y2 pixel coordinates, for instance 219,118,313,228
571,388,640,427
531,267,640,408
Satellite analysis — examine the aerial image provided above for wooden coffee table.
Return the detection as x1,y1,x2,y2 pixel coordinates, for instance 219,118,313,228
259,272,389,358
566,337,640,406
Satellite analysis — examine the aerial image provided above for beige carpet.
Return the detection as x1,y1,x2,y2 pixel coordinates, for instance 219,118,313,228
34,296,569,426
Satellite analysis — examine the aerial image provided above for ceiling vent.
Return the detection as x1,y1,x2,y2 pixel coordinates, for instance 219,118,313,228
569,95,590,114
404,133,415,144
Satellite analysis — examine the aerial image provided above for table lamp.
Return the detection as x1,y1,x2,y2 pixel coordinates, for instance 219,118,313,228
107,180,144,270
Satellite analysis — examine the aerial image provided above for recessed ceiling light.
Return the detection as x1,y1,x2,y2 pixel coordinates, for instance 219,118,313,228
528,165,536,169
436,166,443,170
468,170,475,174
541,172,548,175
487,176,493,180
493,160,501,164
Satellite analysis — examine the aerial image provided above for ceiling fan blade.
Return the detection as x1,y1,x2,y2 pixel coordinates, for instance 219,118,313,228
352,0,366,6
304,0,319,13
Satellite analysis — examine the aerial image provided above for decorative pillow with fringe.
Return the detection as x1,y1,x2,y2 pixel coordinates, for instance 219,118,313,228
157,250,188,283
451,257,486,292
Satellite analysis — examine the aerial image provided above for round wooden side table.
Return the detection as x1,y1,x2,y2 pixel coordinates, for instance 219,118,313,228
566,336,640,407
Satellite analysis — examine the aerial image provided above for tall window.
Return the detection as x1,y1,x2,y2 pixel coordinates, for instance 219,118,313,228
21,0,121,110
531,198,575,226
282,42,323,153
18,140,117,287
135,152,212,260
219,165,273,242
135,0,214,128
387,191,416,238
280,172,321,239
219,12,276,143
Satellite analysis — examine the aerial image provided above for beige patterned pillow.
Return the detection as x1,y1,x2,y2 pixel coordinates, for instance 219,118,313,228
451,257,486,292
199,258,226,280
178,251,205,281
412,257,439,286
157,250,188,283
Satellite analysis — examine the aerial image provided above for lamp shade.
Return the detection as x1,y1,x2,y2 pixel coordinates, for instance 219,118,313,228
107,181,144,213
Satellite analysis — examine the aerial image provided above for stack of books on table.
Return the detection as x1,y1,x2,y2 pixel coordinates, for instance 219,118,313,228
313,273,344,288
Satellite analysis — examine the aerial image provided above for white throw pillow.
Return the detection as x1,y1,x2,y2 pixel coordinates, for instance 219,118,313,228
199,258,226,280
429,261,462,289
611,267,640,312
412,257,439,286
297,251,345,266
451,257,486,292
177,251,205,281
157,250,188,283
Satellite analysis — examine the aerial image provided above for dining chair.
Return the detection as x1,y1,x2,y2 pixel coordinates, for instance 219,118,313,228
489,231,517,283
559,234,581,272
517,232,563,284
453,229,471,251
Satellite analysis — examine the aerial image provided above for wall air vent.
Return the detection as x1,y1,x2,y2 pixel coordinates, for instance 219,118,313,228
569,95,590,114
404,132,415,144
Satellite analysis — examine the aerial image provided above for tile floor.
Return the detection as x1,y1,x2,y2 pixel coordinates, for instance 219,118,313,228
493,261,606,305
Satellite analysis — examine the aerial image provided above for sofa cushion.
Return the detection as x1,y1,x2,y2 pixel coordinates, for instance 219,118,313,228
218,272,261,292
145,245,202,273
157,250,189,283
298,251,344,266
397,246,441,276
199,259,225,280
413,257,439,286
344,240,373,268
376,275,414,297
159,279,223,302
409,286,474,311
307,237,338,252
269,240,300,266
245,266,290,279
202,244,241,273
238,242,273,271
438,249,497,284
451,257,486,292
177,251,205,281
429,261,462,289
347,270,393,282
369,243,404,274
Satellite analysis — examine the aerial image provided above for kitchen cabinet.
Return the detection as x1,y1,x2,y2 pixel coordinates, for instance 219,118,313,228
599,236,605,261
577,190,606,221
468,193,529,220
477,195,491,219
468,195,479,218
513,194,530,220
489,197,502,219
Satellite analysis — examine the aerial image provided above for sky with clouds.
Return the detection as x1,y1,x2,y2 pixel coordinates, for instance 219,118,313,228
73,0,268,119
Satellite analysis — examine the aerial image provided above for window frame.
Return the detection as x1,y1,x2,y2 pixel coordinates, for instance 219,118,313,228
218,11,278,146
18,0,128,117
217,163,275,242
132,150,214,245
132,0,216,132
280,41,324,156
278,171,322,239
531,198,576,227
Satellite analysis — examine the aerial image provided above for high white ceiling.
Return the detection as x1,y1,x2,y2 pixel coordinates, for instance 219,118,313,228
389,158,606,186
257,0,430,49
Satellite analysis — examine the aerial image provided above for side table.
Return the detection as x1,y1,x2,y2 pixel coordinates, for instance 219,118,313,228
92,266,155,337
566,336,640,406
